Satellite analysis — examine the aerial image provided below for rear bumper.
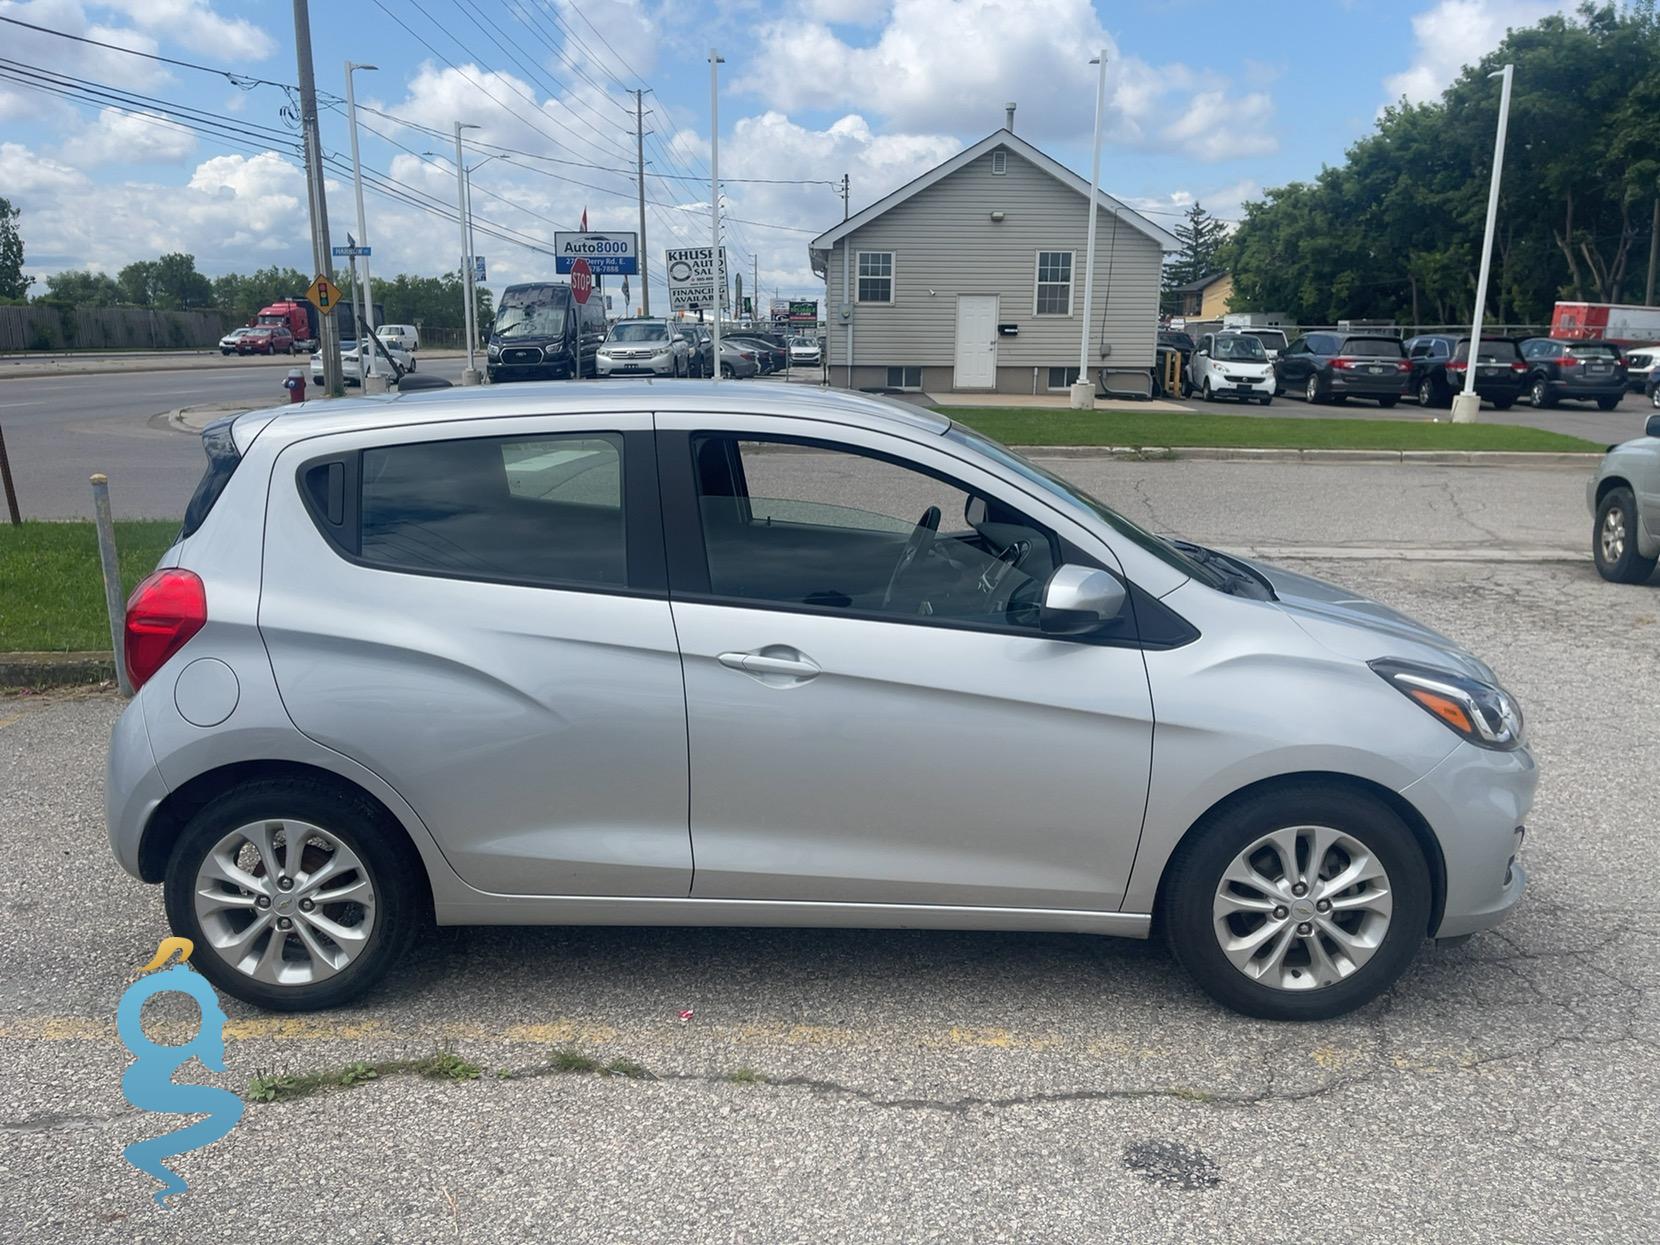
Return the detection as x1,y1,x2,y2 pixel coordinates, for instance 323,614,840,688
1327,372,1409,397
1401,740,1537,938
106,694,167,881
1543,378,1626,401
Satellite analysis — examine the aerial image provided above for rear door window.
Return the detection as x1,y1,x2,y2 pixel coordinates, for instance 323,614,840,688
349,432,627,589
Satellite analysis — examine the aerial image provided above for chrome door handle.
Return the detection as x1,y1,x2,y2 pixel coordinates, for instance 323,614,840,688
716,649,821,680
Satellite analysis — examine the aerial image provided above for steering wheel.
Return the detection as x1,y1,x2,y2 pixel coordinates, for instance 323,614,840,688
881,506,941,608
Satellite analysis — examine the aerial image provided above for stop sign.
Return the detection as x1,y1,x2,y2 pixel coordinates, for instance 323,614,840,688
570,258,593,305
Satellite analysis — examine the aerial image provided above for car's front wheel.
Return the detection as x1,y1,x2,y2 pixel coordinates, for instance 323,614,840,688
1593,486,1658,584
1305,374,1323,404
1162,783,1430,1021
163,779,423,1011
1531,378,1556,408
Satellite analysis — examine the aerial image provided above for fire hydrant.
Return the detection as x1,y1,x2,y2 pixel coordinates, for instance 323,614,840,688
283,368,307,404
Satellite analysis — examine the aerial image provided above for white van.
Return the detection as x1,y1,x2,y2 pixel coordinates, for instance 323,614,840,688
377,323,419,353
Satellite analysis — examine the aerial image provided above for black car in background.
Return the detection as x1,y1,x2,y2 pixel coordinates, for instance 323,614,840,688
487,283,606,382
726,333,788,373
1404,334,1527,410
1275,332,1411,406
1518,339,1628,409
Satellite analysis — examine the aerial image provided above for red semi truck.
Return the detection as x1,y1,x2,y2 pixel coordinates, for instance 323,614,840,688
256,300,318,351
1550,301,1660,347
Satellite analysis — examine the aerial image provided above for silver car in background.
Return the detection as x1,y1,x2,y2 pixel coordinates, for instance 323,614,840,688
1588,412,1660,583
596,319,688,378
107,383,1534,1021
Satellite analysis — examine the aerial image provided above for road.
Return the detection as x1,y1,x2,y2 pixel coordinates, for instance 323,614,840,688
3,496,1656,1240
0,356,470,519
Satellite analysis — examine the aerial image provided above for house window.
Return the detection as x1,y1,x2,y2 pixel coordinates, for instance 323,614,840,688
1046,367,1080,390
991,150,1007,175
1035,251,1073,315
886,366,923,390
857,252,893,303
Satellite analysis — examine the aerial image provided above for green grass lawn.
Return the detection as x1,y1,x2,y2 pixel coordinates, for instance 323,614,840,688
0,521,179,651
950,408,1605,453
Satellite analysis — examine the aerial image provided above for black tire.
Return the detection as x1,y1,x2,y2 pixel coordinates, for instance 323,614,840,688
1377,397,1399,408
721,362,735,378
1305,374,1323,405
1593,486,1658,584
1258,394,1272,406
1201,378,1214,403
1492,397,1515,411
1597,395,1620,411
221,348,232,356
1417,377,1440,408
1162,783,1431,1021
1651,387,1660,410
163,779,424,1011
1531,378,1556,409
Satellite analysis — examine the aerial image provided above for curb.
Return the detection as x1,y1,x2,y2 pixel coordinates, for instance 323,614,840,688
167,402,257,433
1011,445,1602,467
0,651,116,690
1,348,469,383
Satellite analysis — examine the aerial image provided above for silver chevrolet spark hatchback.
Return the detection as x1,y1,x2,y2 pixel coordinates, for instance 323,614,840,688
106,383,1534,1021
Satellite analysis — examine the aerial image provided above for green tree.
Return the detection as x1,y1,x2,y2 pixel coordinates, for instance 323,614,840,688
1162,202,1229,309
1227,1,1660,326
0,197,31,301
42,270,124,306
212,265,313,322
115,253,213,309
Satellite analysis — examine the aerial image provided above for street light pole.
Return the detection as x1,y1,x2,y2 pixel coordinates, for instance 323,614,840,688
345,61,383,391
1072,50,1108,411
454,121,482,385
1453,63,1513,425
709,49,725,379
291,0,340,395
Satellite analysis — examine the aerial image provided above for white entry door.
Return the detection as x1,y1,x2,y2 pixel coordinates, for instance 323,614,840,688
953,294,999,389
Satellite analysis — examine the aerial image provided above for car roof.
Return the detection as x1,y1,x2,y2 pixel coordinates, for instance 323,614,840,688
232,379,951,451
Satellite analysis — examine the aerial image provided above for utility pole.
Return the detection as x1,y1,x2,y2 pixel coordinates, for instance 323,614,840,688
454,122,482,385
292,0,340,395
709,49,724,378
345,61,382,391
841,172,851,388
1454,64,1513,425
1072,51,1108,411
633,90,651,316
841,173,850,220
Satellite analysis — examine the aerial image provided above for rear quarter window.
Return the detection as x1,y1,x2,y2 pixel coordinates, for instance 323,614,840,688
180,418,243,539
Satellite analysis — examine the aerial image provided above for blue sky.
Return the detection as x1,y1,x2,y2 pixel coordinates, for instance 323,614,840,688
0,0,1566,308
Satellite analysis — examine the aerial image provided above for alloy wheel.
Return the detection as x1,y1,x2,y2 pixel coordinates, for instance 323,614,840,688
1601,504,1627,564
1306,375,1319,403
1419,379,1434,407
192,819,377,986
1533,380,1548,407
1212,824,1393,992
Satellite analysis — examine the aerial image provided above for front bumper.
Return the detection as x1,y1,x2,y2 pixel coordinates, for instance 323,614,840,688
1401,740,1536,938
489,360,575,382
597,356,675,377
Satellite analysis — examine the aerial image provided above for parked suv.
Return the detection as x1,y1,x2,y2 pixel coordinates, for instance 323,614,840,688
108,384,1533,1022
1276,333,1410,406
596,318,688,377
1587,413,1660,583
1520,339,1627,410
1404,335,1527,410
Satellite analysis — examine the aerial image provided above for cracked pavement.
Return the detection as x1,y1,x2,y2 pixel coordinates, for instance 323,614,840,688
2,461,1657,1242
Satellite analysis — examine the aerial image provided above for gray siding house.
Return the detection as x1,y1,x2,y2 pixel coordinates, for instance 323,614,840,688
809,129,1177,395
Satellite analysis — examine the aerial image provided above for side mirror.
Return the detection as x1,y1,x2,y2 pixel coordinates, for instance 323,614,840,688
1040,565,1127,636
1647,413,1660,439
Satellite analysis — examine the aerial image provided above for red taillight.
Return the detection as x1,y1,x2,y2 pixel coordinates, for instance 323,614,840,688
1559,355,1579,368
1510,360,1527,372
1397,359,1412,372
1446,359,1468,372
124,569,206,690
1330,357,1353,370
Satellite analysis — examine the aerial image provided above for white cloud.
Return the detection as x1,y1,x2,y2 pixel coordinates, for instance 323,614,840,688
1162,91,1277,161
1383,0,1566,105
62,106,197,166
1125,180,1260,232
0,0,169,119
96,0,275,62
731,0,1277,162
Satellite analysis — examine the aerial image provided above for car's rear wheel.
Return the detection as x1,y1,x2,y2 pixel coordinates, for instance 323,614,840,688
164,780,423,1011
1597,395,1620,411
1593,486,1658,584
1305,374,1322,404
1377,397,1399,408
1492,398,1515,411
1163,784,1430,1021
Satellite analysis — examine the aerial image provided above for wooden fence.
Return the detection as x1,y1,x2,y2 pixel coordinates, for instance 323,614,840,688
0,305,231,352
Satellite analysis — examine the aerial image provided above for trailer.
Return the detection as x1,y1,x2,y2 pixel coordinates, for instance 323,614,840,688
1550,301,1660,347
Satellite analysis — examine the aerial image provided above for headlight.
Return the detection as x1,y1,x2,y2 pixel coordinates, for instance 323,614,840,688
1369,658,1523,750
487,343,500,359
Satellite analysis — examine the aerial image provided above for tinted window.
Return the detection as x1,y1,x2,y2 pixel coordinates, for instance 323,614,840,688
1242,329,1287,350
358,433,625,589
1568,343,1621,360
1454,339,1520,362
1308,335,1337,354
689,436,1062,632
1341,337,1405,358
180,418,242,539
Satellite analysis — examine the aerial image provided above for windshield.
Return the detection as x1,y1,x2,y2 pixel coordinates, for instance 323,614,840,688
495,304,566,340
608,322,668,343
1214,336,1267,361
1243,330,1287,350
943,424,1226,589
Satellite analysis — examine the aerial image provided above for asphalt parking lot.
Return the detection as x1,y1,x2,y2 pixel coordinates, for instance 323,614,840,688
4,454,1657,1242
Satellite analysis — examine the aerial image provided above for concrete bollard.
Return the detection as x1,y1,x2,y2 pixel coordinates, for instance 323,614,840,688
90,473,134,697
